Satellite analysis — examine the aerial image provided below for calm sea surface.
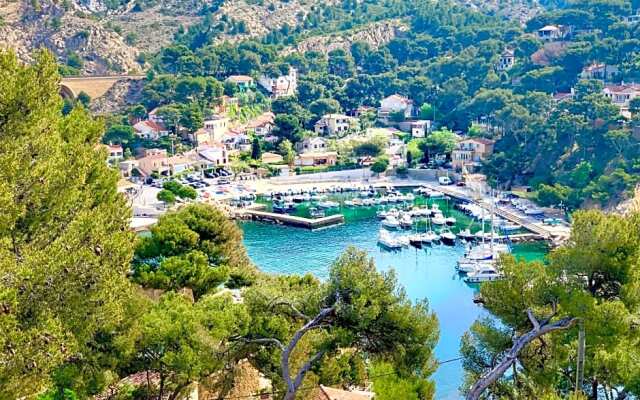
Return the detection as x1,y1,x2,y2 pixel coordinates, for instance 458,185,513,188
240,194,546,399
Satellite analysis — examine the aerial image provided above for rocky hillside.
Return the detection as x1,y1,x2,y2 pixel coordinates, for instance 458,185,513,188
284,19,409,56
0,0,143,74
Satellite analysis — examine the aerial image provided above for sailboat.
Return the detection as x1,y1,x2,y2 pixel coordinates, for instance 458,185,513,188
440,227,456,245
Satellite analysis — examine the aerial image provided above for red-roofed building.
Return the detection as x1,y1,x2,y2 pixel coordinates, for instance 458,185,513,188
603,83,640,118
133,120,169,140
378,94,414,124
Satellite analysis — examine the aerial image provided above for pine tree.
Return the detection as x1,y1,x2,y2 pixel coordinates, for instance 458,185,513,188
0,50,136,396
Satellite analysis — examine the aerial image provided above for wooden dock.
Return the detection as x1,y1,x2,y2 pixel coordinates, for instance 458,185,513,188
423,184,553,239
240,210,345,229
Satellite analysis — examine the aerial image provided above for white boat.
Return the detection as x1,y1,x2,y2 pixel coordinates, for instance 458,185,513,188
445,217,456,225
432,214,446,225
397,235,410,247
440,228,456,245
423,230,440,243
428,190,445,198
400,213,413,228
465,265,503,283
344,200,355,207
362,198,375,206
378,229,403,249
404,193,415,202
309,207,325,218
352,198,364,206
382,216,401,229
317,200,339,209
457,228,476,241
408,233,424,247
524,208,544,216
311,194,326,201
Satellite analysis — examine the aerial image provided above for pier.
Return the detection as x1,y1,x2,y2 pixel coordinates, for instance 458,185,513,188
239,209,345,229
421,184,556,240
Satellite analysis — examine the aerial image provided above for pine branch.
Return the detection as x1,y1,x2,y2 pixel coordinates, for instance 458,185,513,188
466,309,578,400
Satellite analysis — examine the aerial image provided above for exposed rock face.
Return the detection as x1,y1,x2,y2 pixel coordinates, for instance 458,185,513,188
287,19,409,55
0,0,142,74
90,78,145,114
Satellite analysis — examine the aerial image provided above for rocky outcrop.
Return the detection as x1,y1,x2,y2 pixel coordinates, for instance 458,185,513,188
90,78,145,114
285,19,409,55
0,0,142,74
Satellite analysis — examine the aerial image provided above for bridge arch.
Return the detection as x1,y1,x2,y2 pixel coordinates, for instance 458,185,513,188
59,84,76,100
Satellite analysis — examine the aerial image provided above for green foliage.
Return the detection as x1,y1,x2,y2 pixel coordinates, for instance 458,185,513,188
103,124,134,145
133,204,255,297
157,188,176,204
127,291,250,399
353,142,383,157
0,50,136,397
162,180,197,200
240,248,439,397
462,210,640,398
371,157,389,174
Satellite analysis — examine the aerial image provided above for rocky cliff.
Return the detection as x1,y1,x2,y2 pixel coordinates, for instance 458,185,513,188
285,19,409,55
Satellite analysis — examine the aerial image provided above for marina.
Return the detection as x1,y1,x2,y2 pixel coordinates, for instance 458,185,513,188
240,206,548,399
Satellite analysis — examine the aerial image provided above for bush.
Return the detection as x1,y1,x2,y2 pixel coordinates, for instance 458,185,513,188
157,189,176,204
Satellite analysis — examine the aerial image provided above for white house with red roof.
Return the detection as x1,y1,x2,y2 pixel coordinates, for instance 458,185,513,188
378,94,414,124
133,120,169,140
603,83,640,118
247,112,275,136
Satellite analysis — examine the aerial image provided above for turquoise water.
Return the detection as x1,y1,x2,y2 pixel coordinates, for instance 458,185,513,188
240,196,547,399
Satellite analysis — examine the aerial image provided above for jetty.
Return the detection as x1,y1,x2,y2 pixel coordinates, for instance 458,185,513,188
239,209,345,229
422,184,556,240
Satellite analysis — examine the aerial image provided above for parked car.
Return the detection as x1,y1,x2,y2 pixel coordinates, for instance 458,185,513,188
218,177,231,185
438,176,452,185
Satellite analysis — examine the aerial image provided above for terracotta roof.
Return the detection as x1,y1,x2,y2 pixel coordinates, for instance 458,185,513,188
383,94,412,105
461,137,495,145
604,83,640,93
135,120,166,132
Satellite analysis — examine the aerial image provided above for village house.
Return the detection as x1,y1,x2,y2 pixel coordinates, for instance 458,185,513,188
225,75,255,90
537,25,566,41
497,49,515,71
136,148,171,177
314,114,359,136
553,91,574,103
147,107,164,124
451,137,495,172
398,119,432,138
247,112,275,136
198,143,229,167
258,67,298,98
212,95,239,115
580,63,620,81
294,151,338,167
624,14,640,24
603,83,640,118
119,159,138,178
296,137,328,153
378,94,414,124
104,144,123,165
203,115,230,142
133,120,170,140
223,130,252,152
349,105,376,118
